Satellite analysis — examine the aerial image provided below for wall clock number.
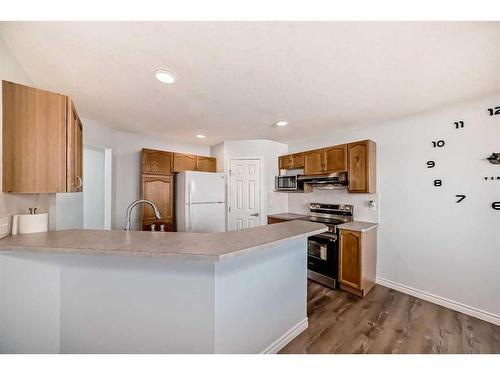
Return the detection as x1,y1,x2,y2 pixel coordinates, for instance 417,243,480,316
454,121,464,129
492,202,500,210
432,140,445,148
434,179,442,187
487,106,500,116
455,195,466,203
426,161,436,168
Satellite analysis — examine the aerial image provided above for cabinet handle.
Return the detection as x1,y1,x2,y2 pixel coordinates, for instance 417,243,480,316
75,176,83,191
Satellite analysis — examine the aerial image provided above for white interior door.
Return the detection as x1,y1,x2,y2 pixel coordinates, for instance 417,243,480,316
228,159,261,230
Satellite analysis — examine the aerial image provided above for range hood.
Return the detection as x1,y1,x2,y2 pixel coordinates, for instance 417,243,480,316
297,172,348,190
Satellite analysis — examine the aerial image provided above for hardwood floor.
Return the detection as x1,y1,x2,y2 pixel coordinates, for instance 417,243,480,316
280,281,500,354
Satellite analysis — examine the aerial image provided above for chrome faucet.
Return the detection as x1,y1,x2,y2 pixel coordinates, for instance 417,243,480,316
124,199,161,231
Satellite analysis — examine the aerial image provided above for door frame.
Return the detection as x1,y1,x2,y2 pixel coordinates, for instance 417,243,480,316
227,157,264,228
83,144,113,230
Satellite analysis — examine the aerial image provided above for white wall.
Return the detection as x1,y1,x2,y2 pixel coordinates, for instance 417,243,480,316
210,140,289,224
0,36,51,224
83,119,210,230
288,94,500,321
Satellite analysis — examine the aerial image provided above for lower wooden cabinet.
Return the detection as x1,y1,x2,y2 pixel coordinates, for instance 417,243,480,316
141,175,174,231
339,227,377,297
267,216,288,224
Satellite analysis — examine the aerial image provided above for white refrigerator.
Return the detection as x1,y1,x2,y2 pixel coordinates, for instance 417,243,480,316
175,171,226,232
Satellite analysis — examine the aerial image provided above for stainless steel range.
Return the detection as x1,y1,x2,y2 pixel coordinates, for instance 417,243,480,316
303,203,353,289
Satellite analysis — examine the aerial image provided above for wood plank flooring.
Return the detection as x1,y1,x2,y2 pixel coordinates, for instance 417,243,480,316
280,281,500,354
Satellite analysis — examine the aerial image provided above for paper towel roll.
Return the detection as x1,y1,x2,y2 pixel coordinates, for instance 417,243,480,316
12,213,49,235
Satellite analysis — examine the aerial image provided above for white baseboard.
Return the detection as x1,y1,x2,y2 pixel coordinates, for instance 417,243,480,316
262,318,308,354
376,277,500,326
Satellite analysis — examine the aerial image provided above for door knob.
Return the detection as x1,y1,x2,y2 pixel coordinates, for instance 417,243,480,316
250,213,260,217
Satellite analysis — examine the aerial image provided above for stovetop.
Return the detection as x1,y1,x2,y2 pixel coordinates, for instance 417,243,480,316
300,203,354,235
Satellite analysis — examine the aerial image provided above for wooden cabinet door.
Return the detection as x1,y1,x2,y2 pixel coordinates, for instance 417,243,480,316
347,140,375,193
142,149,173,175
339,230,362,289
196,156,217,172
2,81,67,193
173,153,197,172
290,153,304,169
141,175,173,221
324,144,347,172
67,101,83,192
304,149,325,175
279,155,291,169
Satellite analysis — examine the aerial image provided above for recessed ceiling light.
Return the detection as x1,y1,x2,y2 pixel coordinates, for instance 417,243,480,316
155,69,176,84
275,121,288,127
196,134,206,139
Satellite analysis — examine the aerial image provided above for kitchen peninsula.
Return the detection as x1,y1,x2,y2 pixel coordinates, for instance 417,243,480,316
0,220,325,354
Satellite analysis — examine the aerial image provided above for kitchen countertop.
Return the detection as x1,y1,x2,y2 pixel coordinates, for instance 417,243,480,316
0,220,327,262
267,212,310,221
337,221,378,232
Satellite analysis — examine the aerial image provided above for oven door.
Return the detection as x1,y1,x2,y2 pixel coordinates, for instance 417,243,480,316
307,234,339,281
275,175,297,190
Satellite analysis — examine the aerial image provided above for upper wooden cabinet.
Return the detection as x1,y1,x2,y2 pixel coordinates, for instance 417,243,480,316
67,100,83,192
142,149,173,175
279,153,304,170
196,156,217,172
173,153,217,173
2,81,83,193
304,149,324,175
173,153,197,173
303,145,347,175
278,140,375,193
324,144,347,172
347,140,376,193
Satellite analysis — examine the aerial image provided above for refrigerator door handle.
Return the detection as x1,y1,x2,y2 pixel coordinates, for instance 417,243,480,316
188,181,193,230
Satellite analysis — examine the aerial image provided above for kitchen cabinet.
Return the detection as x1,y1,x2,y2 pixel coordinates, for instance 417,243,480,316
174,153,217,173
140,148,216,231
304,149,325,175
141,149,173,175
324,144,347,172
2,80,83,193
339,227,377,297
278,140,375,193
67,100,83,192
267,216,288,224
173,153,197,172
141,175,174,231
347,140,376,193
279,153,304,170
304,145,347,175
196,156,217,172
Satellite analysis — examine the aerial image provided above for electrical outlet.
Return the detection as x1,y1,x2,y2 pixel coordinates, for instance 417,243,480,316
369,200,377,211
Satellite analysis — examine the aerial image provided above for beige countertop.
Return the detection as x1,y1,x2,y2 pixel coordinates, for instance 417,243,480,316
0,220,327,262
337,221,378,232
267,213,309,221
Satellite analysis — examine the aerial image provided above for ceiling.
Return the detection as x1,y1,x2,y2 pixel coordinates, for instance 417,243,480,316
1,21,500,146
